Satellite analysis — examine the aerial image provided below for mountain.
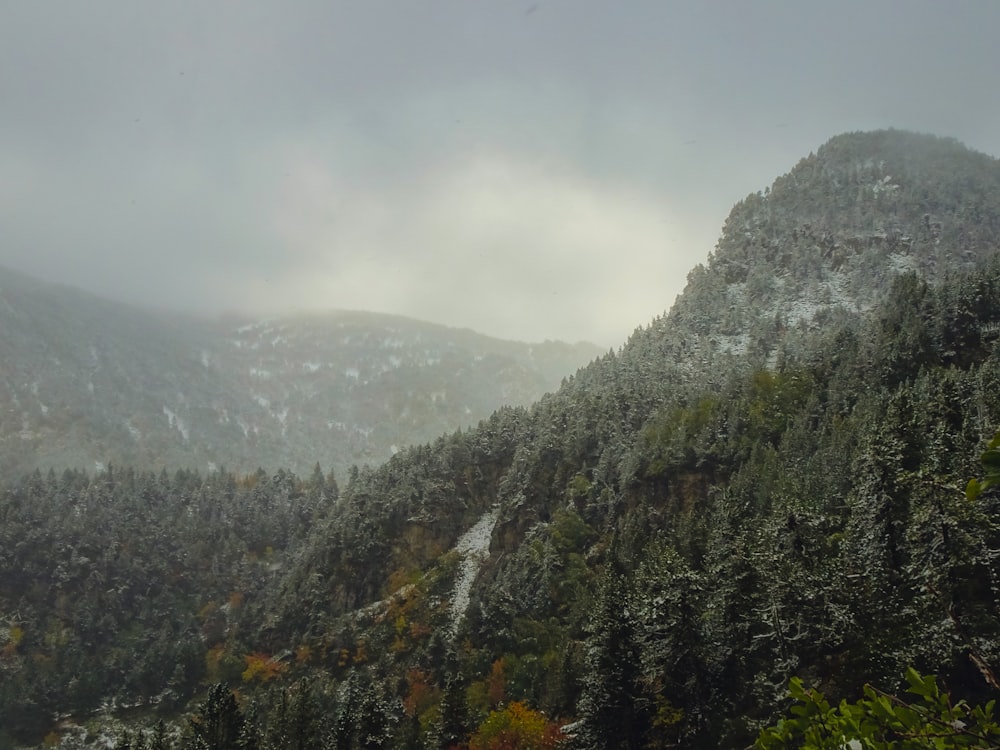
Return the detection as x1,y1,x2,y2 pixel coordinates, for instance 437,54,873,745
675,129,1000,346
0,266,601,481
4,130,1000,749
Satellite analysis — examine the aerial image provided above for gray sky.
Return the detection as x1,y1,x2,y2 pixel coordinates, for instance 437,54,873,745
2,1,999,347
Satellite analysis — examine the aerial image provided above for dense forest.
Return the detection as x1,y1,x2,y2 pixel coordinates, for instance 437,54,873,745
4,130,1000,748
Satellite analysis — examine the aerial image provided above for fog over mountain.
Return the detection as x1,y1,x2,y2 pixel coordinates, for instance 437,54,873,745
0,264,601,480
5,130,1000,748
7,4,1000,748
2,2,999,345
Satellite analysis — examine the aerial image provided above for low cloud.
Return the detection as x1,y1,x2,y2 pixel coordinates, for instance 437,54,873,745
259,150,691,345
2,2,999,347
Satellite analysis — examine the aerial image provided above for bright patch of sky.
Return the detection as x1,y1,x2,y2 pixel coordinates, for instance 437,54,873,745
1,1,998,347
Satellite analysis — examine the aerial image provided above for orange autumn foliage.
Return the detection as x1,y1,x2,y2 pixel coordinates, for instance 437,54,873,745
241,652,288,683
402,669,438,718
486,659,506,708
469,702,563,750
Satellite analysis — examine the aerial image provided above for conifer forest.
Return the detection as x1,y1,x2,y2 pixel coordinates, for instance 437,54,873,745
5,131,1000,748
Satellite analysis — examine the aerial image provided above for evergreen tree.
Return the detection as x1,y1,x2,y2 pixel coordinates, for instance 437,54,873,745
186,683,245,750
434,673,470,750
150,721,170,750
574,571,648,750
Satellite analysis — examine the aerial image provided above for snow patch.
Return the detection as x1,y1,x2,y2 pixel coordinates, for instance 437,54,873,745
125,420,141,440
162,406,190,441
353,584,416,622
872,175,899,195
303,361,322,373
782,295,825,326
714,334,749,356
19,414,34,440
449,508,499,636
887,251,919,275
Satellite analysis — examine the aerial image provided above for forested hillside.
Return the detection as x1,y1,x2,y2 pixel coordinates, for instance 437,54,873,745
0,268,599,480
4,130,1000,749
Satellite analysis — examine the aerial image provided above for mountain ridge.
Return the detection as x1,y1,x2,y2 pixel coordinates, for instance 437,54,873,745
5,129,1000,748
252,128,1000,745
0,264,602,480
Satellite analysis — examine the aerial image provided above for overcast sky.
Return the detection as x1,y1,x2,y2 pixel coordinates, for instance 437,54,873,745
2,1,999,347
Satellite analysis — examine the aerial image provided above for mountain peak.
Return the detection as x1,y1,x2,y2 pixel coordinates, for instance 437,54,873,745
655,130,1000,361
715,128,1000,268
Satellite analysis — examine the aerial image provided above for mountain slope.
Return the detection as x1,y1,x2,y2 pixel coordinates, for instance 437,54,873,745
5,130,1000,748
0,267,601,480
669,129,1000,358
255,130,1000,744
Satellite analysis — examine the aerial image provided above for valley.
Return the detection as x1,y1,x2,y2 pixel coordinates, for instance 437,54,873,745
3,130,1000,748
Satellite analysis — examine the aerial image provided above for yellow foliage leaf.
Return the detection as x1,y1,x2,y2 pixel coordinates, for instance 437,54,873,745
241,651,287,683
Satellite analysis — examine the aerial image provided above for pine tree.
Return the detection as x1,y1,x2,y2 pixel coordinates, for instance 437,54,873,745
150,721,170,750
186,683,244,750
574,571,648,750
434,674,470,750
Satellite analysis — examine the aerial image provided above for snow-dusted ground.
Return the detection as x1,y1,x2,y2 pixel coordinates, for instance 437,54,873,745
449,507,499,636
162,405,189,441
343,510,500,631
353,583,416,621
714,332,750,356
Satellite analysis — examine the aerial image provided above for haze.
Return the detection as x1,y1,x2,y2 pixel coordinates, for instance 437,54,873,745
2,1,999,348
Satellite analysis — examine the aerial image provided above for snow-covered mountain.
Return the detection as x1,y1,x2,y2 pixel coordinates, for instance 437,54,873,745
0,266,601,479
6,129,1000,749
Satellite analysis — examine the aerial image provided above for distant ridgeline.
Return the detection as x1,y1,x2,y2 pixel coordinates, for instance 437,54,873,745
0,268,601,482
4,130,1000,749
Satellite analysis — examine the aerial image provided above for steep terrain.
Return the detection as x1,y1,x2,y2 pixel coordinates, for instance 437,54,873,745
0,267,600,480
654,130,1000,368
4,130,1000,749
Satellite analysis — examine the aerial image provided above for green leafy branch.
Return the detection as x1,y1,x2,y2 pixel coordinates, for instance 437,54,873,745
756,669,1000,749
966,431,1000,502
